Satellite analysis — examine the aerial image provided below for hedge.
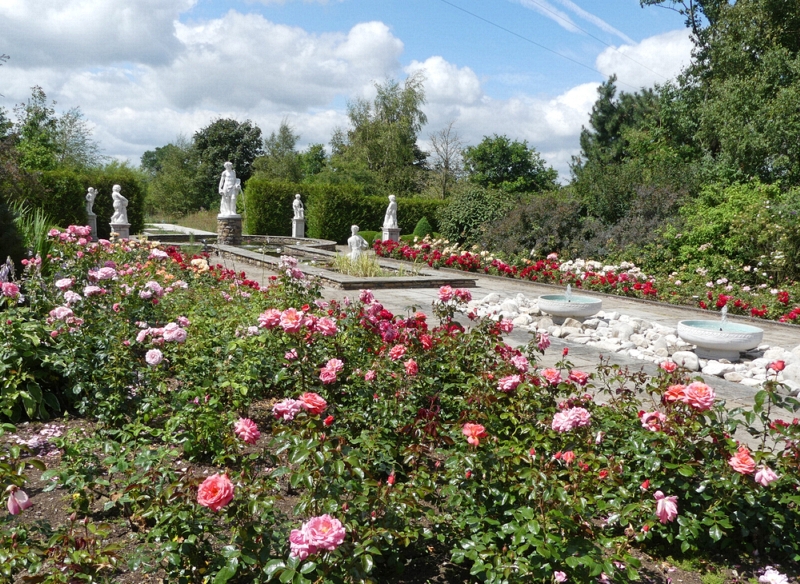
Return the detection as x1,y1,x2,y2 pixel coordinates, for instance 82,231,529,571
245,179,447,244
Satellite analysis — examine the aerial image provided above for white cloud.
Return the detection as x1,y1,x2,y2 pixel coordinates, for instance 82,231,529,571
0,0,196,67
596,29,693,89
406,57,482,105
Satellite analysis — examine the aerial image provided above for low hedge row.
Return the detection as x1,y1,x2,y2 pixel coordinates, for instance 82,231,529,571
244,179,446,243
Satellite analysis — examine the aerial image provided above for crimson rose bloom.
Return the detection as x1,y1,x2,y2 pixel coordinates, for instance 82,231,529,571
197,474,234,512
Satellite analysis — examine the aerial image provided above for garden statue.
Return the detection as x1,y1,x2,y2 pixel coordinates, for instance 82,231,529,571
218,161,242,217
383,194,398,229
85,187,97,215
110,185,128,224
293,193,304,219
347,225,369,260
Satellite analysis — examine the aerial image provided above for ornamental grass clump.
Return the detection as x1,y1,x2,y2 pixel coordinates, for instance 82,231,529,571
1,228,799,582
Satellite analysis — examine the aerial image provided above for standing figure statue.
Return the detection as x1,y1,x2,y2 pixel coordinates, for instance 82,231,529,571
347,225,369,261
383,194,398,229
110,185,128,224
292,193,304,219
85,187,98,215
218,161,242,216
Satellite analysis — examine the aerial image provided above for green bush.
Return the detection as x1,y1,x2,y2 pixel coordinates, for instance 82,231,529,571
437,185,515,247
30,169,87,229
0,193,25,272
244,179,298,236
412,216,434,238
358,230,379,246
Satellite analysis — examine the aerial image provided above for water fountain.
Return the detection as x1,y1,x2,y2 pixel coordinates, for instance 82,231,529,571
677,305,764,361
538,284,603,324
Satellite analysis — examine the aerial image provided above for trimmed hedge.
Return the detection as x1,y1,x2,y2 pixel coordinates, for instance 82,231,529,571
245,180,446,243
26,170,87,229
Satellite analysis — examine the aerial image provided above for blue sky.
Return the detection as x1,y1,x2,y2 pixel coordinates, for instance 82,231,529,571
0,0,692,179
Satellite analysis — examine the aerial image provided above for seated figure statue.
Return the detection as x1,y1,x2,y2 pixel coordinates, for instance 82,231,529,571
347,225,369,261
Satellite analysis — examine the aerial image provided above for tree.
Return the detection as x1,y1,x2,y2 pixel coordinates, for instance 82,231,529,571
145,138,201,218
428,121,463,199
193,118,263,210
13,86,58,171
327,73,428,196
52,107,104,169
252,120,302,182
463,135,558,194
299,144,326,179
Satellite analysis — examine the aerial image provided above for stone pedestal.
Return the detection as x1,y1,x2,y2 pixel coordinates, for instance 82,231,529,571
110,222,130,239
87,213,98,241
292,218,305,239
382,227,400,243
217,215,242,245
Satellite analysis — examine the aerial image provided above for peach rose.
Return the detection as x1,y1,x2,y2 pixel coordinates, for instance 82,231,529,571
197,474,234,512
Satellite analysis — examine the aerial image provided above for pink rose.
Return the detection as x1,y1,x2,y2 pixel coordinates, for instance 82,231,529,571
285,349,298,360
319,368,338,385
438,285,454,302
754,466,779,487
325,358,344,373
660,360,677,373
551,407,592,433
1,282,20,298
258,308,282,329
299,392,327,415
454,288,472,302
315,317,338,337
728,445,756,475
497,374,521,392
554,570,567,583
389,344,406,361
234,418,260,444
541,368,562,385
83,285,106,297
290,515,346,558
197,474,234,512
273,398,304,420
364,370,376,382
6,486,32,515
498,319,513,333
664,384,687,403
145,349,163,366
55,278,73,291
280,308,305,333
684,382,715,411
359,289,375,304
640,411,666,432
568,370,589,386
653,490,678,523
404,359,418,376
510,354,529,372
462,423,487,446
768,360,786,372
163,323,187,343
537,332,550,351
289,528,316,560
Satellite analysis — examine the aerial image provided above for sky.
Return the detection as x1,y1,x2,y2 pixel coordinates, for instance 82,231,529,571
0,0,694,181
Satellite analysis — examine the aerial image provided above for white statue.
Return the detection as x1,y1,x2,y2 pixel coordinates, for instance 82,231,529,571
383,194,398,229
110,185,128,224
292,194,304,220
347,225,369,260
85,187,97,215
218,161,242,216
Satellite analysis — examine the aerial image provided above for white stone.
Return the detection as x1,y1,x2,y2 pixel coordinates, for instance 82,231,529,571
782,363,800,384
482,293,501,304
512,314,533,326
605,311,620,321
500,299,519,313
654,347,669,358
672,351,700,371
583,318,600,330
537,316,554,330
702,362,735,377
724,372,744,383
740,378,763,388
611,324,635,341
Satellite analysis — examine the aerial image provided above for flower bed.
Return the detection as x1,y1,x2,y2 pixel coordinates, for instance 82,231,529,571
0,227,799,582
374,238,800,323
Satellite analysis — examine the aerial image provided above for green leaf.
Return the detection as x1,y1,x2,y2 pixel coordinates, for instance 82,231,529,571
361,554,374,573
677,465,695,477
213,563,237,584
264,560,286,578
299,561,317,575
708,524,723,542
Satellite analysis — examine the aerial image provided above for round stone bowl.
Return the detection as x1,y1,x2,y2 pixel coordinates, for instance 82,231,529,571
538,294,602,324
677,320,764,361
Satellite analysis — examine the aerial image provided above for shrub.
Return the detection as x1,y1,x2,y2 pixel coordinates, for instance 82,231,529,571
30,169,87,229
437,185,514,247
412,216,434,238
0,193,25,272
244,178,298,236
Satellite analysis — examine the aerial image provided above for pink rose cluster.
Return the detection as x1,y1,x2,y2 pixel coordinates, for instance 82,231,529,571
437,285,472,303
136,322,188,345
497,374,522,393
88,266,117,282
273,392,328,421
664,382,716,411
551,407,592,433
289,514,346,559
319,358,344,385
48,225,92,243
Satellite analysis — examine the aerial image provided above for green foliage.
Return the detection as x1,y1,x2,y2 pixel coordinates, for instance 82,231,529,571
253,120,302,182
31,169,87,228
142,139,200,218
463,134,558,194
9,202,56,273
244,179,298,236
0,192,25,272
13,86,58,171
412,216,434,238
437,184,515,246
192,118,263,210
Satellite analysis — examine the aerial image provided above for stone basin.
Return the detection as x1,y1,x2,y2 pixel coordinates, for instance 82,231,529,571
677,320,764,361
538,294,602,324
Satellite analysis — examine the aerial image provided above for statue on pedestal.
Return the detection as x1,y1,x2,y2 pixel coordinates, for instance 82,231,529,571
218,162,242,216
292,194,304,219
110,185,128,224
347,225,369,260
85,187,97,215
383,195,398,229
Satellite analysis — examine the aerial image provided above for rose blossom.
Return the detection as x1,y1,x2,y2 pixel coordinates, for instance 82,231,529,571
640,411,666,432
389,344,406,361
145,349,163,367
455,288,472,302
768,360,786,372
1,282,20,298
462,423,487,446
664,384,686,403
438,285,454,302
552,407,592,433
83,285,106,297
55,278,73,291
754,465,779,487
289,515,346,559
653,490,678,523
684,382,715,411
759,567,790,584
6,486,33,515
568,370,589,386
541,368,562,385
404,359,418,376
197,474,234,511
63,291,81,305
537,332,550,351
299,392,327,415
258,308,282,329
316,317,338,336
162,322,187,343
285,349,298,360
498,319,513,333
728,445,756,475
659,360,677,373
234,418,260,444
554,571,567,583
561,451,575,464
510,354,529,372
280,308,305,333
364,370,377,382
273,398,304,421
497,374,521,392
359,289,375,304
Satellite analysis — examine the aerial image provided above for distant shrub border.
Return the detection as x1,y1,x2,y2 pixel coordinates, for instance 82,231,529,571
374,238,800,323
